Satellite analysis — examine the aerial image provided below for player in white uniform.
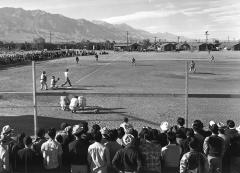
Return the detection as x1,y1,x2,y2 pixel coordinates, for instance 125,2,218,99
189,60,196,73
61,69,72,87
40,71,48,90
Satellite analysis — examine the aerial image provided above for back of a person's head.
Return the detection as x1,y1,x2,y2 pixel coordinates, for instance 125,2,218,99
23,136,32,146
117,127,125,139
17,132,26,144
177,117,185,126
152,129,160,141
56,135,63,144
91,124,101,133
93,131,102,142
108,130,118,141
128,128,138,138
144,129,153,141
48,128,56,139
189,137,199,150
227,120,235,128
60,122,68,130
167,131,176,143
209,124,218,134
124,117,128,123
37,128,45,138
139,127,149,139
186,129,194,138
193,120,203,129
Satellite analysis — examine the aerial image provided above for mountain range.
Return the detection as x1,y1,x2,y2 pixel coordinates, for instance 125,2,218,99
0,7,189,43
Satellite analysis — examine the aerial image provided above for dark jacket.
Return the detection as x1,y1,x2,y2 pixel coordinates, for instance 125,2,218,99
68,138,90,165
112,144,141,172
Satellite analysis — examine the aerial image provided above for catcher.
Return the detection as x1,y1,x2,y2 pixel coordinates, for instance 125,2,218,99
50,76,60,89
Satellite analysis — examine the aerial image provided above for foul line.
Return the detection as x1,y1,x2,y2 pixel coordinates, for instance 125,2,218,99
76,55,122,84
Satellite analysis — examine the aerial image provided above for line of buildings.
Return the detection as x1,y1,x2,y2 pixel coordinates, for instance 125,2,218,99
114,42,240,52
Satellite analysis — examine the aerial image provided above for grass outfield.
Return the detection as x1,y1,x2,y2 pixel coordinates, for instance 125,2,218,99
0,51,240,135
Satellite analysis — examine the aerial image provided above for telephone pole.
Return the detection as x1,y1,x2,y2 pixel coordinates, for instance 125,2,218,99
177,36,180,44
205,31,209,51
126,31,129,51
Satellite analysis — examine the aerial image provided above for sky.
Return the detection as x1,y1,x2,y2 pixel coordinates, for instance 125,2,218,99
0,0,239,40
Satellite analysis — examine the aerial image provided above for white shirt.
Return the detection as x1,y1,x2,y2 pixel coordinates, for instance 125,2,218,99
64,71,68,78
41,139,63,169
120,122,133,132
69,98,78,108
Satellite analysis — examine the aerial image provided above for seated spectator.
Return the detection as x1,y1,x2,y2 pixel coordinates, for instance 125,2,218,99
41,128,63,171
60,95,70,111
17,136,42,173
112,134,141,173
203,121,224,173
225,120,238,139
139,128,162,173
88,131,110,173
69,96,79,113
180,138,209,173
161,131,182,173
120,117,133,133
68,124,90,173
104,129,122,173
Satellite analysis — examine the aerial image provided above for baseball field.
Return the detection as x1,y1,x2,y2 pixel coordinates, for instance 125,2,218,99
0,51,240,135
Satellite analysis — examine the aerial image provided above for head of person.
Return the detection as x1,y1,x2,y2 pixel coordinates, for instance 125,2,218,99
23,136,32,147
100,127,110,140
72,124,84,138
91,124,101,134
74,96,78,99
177,117,185,127
37,128,45,138
66,69,69,72
48,128,56,139
17,132,26,144
144,129,153,141
139,127,149,139
93,131,102,142
160,121,169,133
79,121,88,133
209,123,218,135
186,128,194,138
152,129,160,141
124,117,128,123
167,131,176,144
217,122,226,134
227,120,235,128
43,71,46,74
189,137,199,151
52,76,55,79
117,127,125,139
1,125,14,137
60,122,68,131
56,135,63,144
108,129,118,141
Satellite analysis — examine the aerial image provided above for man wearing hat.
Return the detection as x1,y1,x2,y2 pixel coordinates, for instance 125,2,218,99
69,124,90,173
112,134,141,173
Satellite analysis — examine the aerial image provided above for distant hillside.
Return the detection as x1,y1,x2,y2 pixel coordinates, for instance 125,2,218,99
0,7,189,42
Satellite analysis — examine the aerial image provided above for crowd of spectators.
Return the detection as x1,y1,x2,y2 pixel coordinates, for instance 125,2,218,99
0,49,105,66
0,117,240,173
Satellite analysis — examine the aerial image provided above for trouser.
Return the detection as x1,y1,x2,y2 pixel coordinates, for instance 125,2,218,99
62,77,72,87
71,165,88,173
207,155,222,173
40,81,48,90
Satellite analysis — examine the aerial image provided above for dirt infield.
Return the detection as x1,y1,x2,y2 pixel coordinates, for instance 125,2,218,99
0,51,240,134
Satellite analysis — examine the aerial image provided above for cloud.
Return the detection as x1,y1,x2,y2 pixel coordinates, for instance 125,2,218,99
102,10,179,23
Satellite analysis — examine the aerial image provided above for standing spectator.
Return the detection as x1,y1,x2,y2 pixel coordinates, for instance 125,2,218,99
120,117,133,133
0,125,15,172
192,121,205,152
229,133,240,173
161,132,182,173
180,129,195,155
172,117,187,138
139,129,162,173
76,56,79,64
88,131,110,173
40,71,48,90
225,120,238,139
100,127,110,144
180,138,209,173
61,68,72,87
116,127,125,147
68,124,90,173
17,136,42,173
41,128,63,172
112,134,141,173
104,129,122,173
33,128,47,157
203,122,224,173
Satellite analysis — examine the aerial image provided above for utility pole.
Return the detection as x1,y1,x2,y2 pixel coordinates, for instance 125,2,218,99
126,31,129,51
177,36,180,44
50,31,52,44
205,31,209,51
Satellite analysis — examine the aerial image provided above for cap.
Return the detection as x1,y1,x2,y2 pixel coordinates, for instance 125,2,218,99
1,125,13,135
160,121,169,132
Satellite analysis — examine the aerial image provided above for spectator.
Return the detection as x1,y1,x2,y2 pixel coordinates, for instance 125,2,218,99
69,96,79,113
120,117,133,133
104,129,122,173
0,125,15,172
116,127,125,147
139,128,162,173
180,129,195,155
192,121,205,152
11,132,25,172
100,127,110,144
161,131,182,173
112,134,141,173
68,124,90,173
229,125,240,173
180,138,209,173
172,117,187,138
88,131,110,173
193,120,211,138
41,128,63,172
17,136,42,173
33,128,46,156
225,120,238,139
203,121,224,173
